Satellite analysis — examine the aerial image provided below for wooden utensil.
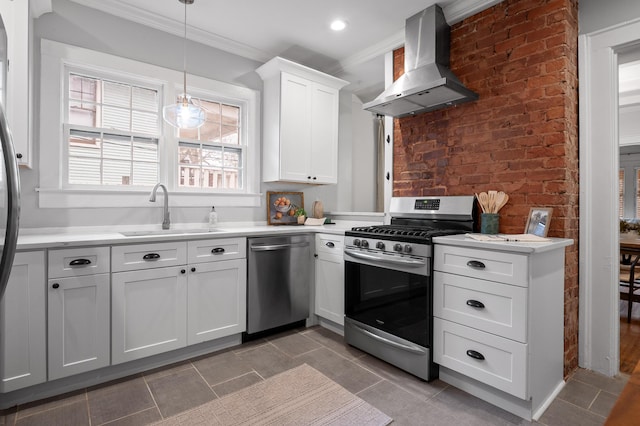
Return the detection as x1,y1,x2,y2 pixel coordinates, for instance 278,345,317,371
477,192,489,213
496,192,509,212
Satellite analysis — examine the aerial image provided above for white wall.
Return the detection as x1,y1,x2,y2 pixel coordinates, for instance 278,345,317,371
579,0,640,35
350,96,376,212
22,0,358,228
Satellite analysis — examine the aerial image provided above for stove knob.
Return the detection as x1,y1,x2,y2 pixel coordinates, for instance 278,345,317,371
353,239,361,247
376,242,385,250
361,240,370,248
404,244,412,253
393,243,403,252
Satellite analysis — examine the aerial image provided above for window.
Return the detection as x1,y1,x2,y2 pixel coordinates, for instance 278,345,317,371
39,39,260,208
178,99,242,190
65,72,161,187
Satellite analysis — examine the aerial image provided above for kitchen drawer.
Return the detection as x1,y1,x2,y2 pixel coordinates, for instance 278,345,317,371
434,272,527,342
187,237,246,264
316,234,344,255
434,245,528,287
49,246,110,278
112,242,187,272
434,318,528,399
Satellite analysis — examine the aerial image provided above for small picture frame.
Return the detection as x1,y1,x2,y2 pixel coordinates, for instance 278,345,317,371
267,191,304,225
524,207,553,237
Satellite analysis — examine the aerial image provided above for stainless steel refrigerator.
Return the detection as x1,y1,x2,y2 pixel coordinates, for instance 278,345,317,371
0,103,20,300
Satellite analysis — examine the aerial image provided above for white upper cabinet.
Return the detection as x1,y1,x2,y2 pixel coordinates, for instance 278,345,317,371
257,57,348,184
0,0,48,167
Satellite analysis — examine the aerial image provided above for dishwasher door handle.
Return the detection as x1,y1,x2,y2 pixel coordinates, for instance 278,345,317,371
250,242,310,252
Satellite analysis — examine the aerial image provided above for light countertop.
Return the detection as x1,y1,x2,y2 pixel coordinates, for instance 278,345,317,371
433,234,574,254
15,220,379,250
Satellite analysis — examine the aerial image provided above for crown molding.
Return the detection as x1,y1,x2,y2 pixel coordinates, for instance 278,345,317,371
330,0,504,77
67,0,271,62
31,0,52,18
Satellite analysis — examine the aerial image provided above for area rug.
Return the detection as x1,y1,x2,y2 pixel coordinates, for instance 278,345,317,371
153,364,393,425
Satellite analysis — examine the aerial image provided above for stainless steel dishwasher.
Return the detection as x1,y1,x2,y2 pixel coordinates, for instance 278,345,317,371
246,234,312,334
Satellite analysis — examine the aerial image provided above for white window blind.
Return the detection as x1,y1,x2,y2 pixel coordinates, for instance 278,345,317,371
65,72,161,187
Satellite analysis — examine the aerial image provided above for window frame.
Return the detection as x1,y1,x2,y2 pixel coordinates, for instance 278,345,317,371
39,39,261,209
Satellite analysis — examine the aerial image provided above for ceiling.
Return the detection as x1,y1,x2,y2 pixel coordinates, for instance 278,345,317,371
67,0,503,103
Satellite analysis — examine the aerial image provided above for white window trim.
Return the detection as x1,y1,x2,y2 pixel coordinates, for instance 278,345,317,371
39,39,261,208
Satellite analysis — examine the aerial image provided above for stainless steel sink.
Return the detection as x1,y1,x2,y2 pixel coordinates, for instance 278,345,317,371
120,229,226,237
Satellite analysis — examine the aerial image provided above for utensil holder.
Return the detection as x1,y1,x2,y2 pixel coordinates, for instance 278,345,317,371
481,213,499,234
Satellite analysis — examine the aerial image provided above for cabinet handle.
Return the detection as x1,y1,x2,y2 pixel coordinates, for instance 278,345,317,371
16,153,23,159
325,242,335,248
143,253,161,260
313,176,317,180
307,176,312,179
314,254,318,258
69,258,92,266
466,260,486,269
466,350,485,361
191,267,196,272
52,283,60,289
180,269,186,274
211,247,225,254
466,299,485,309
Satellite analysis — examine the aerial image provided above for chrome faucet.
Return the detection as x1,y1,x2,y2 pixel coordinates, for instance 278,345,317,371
149,183,170,230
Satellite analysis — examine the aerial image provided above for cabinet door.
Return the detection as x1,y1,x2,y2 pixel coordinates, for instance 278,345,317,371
47,274,110,380
0,0,31,166
310,83,339,184
112,267,187,364
279,72,312,182
315,254,344,325
0,252,46,392
187,259,247,345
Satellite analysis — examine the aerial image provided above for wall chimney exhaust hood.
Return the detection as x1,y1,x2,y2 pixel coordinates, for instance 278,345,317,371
364,4,478,118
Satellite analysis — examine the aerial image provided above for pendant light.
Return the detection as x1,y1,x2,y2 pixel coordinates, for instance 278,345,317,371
163,0,206,129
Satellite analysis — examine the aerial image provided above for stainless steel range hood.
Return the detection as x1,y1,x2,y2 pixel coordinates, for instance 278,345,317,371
364,5,478,118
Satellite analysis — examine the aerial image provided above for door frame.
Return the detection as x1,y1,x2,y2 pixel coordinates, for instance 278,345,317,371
579,17,640,376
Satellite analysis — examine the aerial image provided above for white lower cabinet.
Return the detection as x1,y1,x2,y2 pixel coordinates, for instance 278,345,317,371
111,238,246,364
432,237,572,421
314,234,344,325
187,259,247,345
0,251,46,393
47,247,111,380
111,266,188,364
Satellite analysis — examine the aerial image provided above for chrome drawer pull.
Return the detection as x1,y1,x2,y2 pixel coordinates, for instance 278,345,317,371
211,247,225,254
143,253,161,260
466,350,485,360
466,299,485,309
69,258,92,266
466,260,486,269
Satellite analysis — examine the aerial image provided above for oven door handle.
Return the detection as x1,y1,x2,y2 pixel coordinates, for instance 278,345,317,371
351,323,426,355
344,249,426,267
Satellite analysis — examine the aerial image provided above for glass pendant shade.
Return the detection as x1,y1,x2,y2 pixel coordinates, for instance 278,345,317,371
163,0,205,129
163,93,205,129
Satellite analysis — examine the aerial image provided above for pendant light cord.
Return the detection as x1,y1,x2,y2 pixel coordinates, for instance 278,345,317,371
182,0,187,101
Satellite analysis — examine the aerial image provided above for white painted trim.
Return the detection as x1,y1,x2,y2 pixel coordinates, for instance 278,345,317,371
531,381,565,421
579,17,640,377
66,0,271,62
38,39,261,209
30,0,52,18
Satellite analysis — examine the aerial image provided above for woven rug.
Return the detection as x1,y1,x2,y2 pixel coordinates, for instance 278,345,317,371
153,364,393,425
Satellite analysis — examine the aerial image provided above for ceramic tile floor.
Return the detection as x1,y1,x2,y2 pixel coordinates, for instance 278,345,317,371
0,326,629,426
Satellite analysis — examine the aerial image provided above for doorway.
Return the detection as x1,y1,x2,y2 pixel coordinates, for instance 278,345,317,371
618,51,640,374
579,18,640,377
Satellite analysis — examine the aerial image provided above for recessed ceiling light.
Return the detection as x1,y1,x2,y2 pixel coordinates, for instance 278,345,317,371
330,19,347,31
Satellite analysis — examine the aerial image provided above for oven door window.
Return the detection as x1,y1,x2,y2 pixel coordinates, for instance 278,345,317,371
345,261,429,347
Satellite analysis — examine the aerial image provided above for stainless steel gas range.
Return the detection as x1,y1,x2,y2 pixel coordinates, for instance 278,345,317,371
343,196,476,381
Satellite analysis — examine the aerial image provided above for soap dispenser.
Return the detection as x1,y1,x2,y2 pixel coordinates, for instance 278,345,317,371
208,206,218,229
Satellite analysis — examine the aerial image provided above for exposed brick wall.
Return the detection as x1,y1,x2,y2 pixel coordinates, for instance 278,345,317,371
393,0,579,377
